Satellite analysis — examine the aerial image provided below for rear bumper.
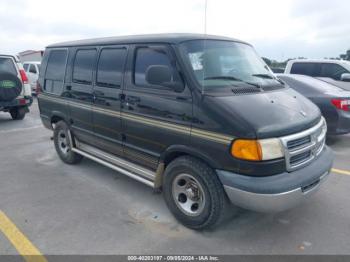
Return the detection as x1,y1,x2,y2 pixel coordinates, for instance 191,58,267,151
217,146,333,212
0,96,33,109
331,110,350,135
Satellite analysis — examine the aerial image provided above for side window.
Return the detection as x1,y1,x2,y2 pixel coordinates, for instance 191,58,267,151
321,64,348,80
23,64,29,71
97,48,127,88
73,49,97,84
290,63,317,76
44,49,68,94
134,47,180,87
29,64,37,74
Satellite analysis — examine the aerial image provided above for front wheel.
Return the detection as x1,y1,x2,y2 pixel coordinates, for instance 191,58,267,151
53,121,83,164
163,156,226,230
10,107,26,120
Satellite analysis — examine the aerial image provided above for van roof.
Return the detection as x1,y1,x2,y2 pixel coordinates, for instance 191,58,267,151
47,33,248,48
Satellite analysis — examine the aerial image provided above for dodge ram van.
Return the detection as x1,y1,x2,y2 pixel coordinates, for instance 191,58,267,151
38,34,333,229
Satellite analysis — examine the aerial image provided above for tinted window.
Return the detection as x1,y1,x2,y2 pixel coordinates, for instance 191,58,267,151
29,64,37,74
73,49,97,84
23,64,29,71
46,50,68,81
290,63,320,76
134,47,177,87
97,48,127,88
321,63,348,80
44,50,68,94
0,57,17,75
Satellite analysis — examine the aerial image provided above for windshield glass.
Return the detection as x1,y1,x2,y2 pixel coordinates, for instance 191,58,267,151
180,40,276,89
0,57,17,75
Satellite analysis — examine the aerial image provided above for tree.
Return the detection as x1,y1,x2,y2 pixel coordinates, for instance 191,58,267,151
262,57,272,66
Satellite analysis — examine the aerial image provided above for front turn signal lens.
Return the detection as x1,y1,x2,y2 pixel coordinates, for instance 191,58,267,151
231,139,262,161
231,138,284,161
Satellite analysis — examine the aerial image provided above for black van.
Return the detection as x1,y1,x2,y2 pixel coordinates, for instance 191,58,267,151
38,34,333,229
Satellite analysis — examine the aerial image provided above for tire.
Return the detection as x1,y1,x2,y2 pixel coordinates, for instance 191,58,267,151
53,121,83,164
10,107,26,120
163,156,226,230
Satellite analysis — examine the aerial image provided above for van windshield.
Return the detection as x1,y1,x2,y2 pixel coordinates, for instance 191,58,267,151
180,40,276,90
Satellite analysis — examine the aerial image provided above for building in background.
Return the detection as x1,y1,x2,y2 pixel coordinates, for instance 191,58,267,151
18,50,43,63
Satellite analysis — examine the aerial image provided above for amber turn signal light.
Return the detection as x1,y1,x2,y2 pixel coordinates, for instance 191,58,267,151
231,139,262,161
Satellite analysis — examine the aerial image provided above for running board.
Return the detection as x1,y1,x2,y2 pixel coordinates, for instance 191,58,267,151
71,143,155,188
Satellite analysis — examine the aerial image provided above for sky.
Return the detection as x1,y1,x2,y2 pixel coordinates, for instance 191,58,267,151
0,0,349,61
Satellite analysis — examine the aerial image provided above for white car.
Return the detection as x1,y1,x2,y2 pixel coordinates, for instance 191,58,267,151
23,61,41,94
284,59,350,90
0,54,32,120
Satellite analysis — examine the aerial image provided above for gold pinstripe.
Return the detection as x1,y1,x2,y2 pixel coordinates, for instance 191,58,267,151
39,94,234,144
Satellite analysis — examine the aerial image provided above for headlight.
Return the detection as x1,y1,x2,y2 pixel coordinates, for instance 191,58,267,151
231,138,284,161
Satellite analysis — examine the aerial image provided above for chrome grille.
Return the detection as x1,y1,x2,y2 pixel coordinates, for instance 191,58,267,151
287,136,311,150
280,118,327,172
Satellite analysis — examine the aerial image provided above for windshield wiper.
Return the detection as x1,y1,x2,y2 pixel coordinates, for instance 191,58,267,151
204,76,261,89
252,74,275,79
252,73,286,85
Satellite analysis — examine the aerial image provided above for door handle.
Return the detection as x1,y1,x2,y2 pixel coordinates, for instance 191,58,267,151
119,93,126,101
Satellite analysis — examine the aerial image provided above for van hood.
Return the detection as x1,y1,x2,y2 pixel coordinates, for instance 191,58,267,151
209,88,321,139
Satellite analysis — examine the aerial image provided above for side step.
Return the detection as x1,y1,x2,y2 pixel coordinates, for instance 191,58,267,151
71,141,156,188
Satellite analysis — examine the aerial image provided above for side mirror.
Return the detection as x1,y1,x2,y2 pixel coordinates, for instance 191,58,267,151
341,73,350,82
145,65,184,92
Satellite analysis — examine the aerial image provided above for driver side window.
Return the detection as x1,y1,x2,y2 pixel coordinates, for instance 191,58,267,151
134,47,180,88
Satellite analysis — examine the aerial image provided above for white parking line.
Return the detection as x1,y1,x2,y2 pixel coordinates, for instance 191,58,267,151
0,125,42,134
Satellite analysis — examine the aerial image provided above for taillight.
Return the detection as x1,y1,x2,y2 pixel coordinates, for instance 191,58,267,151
18,98,27,105
331,99,350,111
19,69,28,84
36,81,42,95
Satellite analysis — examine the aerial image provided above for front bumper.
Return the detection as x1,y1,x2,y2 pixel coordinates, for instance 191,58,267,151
217,146,333,213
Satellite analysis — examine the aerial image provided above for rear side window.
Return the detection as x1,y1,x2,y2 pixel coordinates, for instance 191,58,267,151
97,48,127,88
73,49,97,84
134,47,175,87
290,63,320,76
0,57,17,75
321,63,348,80
23,63,29,71
46,50,67,81
44,49,68,94
29,64,37,74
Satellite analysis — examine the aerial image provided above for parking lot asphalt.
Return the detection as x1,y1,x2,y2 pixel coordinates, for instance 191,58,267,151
0,98,349,256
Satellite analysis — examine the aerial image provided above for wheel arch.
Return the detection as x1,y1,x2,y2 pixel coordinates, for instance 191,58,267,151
154,145,220,189
50,111,67,127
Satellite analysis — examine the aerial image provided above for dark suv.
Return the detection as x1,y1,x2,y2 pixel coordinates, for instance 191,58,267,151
38,34,333,229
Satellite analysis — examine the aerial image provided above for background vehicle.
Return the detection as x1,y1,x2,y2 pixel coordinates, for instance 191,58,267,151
38,34,333,229
284,59,350,91
278,74,350,135
23,61,41,94
0,55,32,120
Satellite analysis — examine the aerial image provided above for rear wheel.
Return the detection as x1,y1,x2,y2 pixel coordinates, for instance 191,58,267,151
163,156,226,230
53,121,83,164
10,107,26,120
